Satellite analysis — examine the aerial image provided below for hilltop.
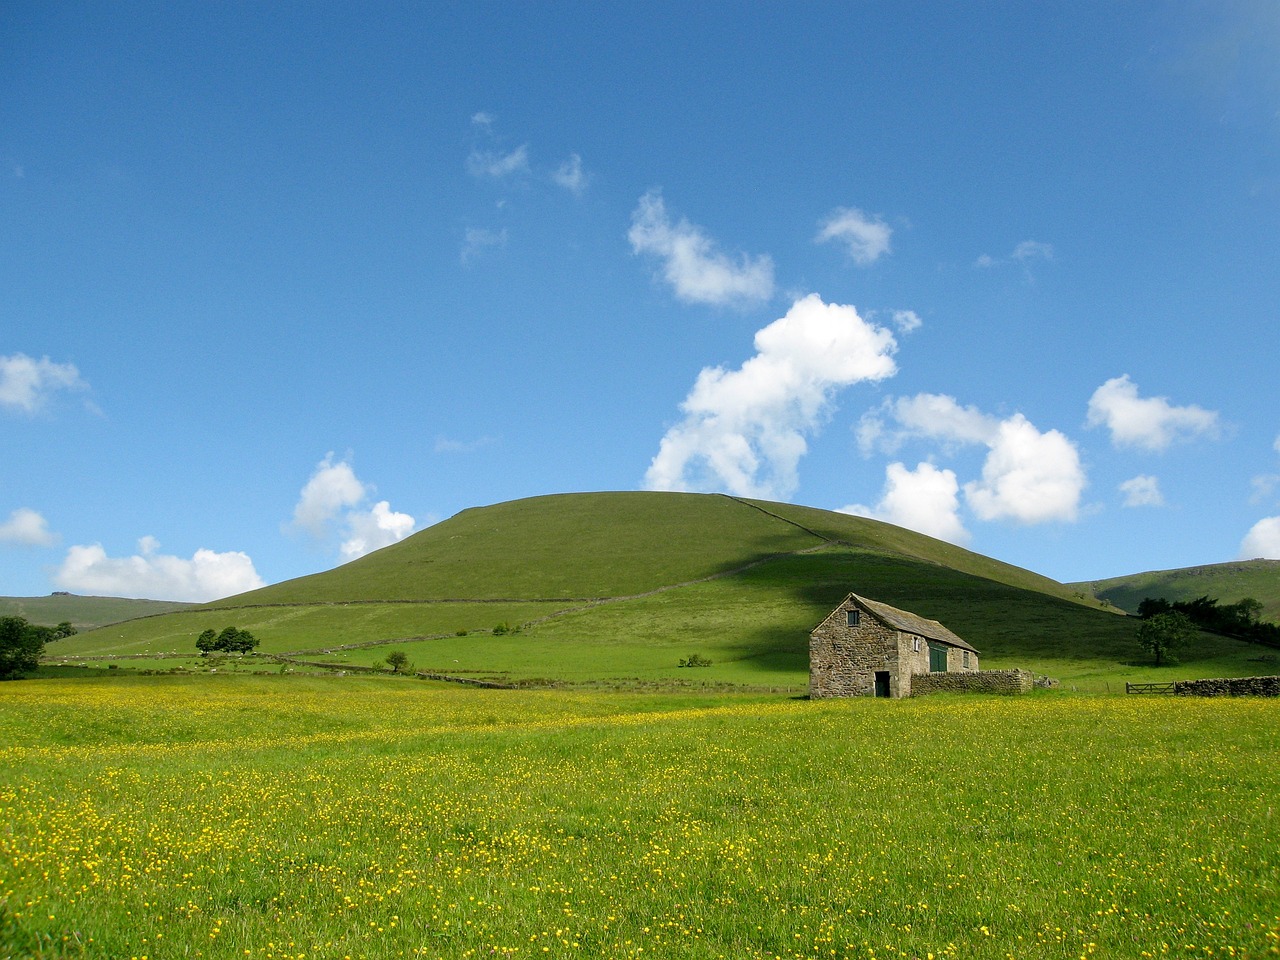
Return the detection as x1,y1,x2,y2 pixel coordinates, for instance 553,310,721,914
0,593,193,630
48,492,1271,689
1075,559,1280,621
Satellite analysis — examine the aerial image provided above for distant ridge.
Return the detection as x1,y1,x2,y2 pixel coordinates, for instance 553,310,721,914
0,594,194,630
1075,559,1280,621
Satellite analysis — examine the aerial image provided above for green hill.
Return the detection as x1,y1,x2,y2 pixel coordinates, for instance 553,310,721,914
1074,560,1280,621
0,593,193,630
49,492,1272,689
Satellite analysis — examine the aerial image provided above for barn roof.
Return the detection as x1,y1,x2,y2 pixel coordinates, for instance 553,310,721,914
845,593,978,653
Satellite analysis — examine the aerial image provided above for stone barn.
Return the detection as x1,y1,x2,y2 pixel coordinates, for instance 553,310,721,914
809,593,979,699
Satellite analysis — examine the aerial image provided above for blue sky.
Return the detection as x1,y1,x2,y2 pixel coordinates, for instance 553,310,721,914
3,2,1279,601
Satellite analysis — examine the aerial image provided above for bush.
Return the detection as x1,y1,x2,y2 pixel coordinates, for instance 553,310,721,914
678,653,713,668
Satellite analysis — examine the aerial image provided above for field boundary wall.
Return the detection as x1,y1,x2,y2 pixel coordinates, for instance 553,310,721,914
910,668,1034,696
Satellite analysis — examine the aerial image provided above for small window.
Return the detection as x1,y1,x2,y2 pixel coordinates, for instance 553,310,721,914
846,609,860,627
912,637,921,653
963,650,970,668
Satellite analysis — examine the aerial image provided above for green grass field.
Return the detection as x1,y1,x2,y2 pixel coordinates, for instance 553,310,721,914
1,676,1277,959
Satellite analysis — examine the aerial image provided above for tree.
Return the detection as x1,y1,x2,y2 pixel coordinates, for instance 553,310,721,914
0,616,46,680
1137,611,1194,666
384,651,410,674
196,626,259,655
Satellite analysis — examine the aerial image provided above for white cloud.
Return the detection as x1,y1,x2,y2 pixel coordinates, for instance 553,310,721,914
460,226,508,265
645,294,898,499
290,453,418,561
815,207,892,265
842,462,969,544
964,414,1084,524
1012,240,1054,262
628,190,775,306
292,454,367,537
891,310,922,333
861,393,1085,525
467,144,529,179
0,353,88,414
1086,375,1221,451
0,508,58,547
1119,474,1165,507
552,153,588,194
339,501,417,561
975,240,1054,268
1240,516,1280,559
470,111,495,130
54,538,265,602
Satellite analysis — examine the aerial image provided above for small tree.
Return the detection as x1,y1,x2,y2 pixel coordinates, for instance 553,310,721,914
196,628,219,655
1137,611,1194,666
384,651,410,674
0,616,46,680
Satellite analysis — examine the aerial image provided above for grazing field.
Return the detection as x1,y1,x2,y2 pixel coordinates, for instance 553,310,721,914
1,676,1277,959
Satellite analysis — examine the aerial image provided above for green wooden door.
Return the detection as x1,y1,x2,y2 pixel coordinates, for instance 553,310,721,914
929,643,948,673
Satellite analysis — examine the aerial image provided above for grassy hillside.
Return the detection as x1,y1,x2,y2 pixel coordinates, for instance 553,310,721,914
51,492,1272,689
1076,559,1280,620
0,593,192,629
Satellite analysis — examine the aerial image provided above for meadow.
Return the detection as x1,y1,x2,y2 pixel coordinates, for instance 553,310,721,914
1,675,1277,959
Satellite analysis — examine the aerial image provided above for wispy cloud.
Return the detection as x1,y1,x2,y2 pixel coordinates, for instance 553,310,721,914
860,393,1086,525
552,153,589,194
1120,474,1165,508
467,144,529,179
815,207,892,265
54,536,264,602
841,461,969,544
290,453,417,561
0,353,88,414
628,190,775,307
975,240,1055,269
434,435,498,454
1086,375,1221,451
645,294,897,499
0,508,58,547
460,226,508,265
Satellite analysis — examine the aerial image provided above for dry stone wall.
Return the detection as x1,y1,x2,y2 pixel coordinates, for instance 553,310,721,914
910,669,1034,696
1173,676,1280,697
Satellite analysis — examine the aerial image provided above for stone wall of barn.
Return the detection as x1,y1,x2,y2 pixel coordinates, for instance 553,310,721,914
809,602,902,698
910,668,1033,696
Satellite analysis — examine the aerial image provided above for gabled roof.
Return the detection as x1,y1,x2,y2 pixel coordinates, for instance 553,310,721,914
840,592,978,653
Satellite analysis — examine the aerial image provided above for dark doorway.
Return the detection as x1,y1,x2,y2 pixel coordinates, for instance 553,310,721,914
874,671,890,698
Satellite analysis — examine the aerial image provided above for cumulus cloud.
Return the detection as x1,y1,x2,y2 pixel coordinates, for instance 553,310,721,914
628,190,775,306
859,393,1085,525
339,501,417,562
1240,516,1280,559
54,537,265,602
1120,474,1165,507
0,353,87,414
1086,375,1221,451
467,142,529,179
552,153,589,194
963,415,1085,524
645,294,898,499
841,462,969,544
290,454,417,561
0,507,58,547
815,207,892,265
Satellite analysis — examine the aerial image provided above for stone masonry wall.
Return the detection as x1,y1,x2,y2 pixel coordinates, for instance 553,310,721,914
1173,676,1280,697
809,604,900,698
910,669,1034,697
